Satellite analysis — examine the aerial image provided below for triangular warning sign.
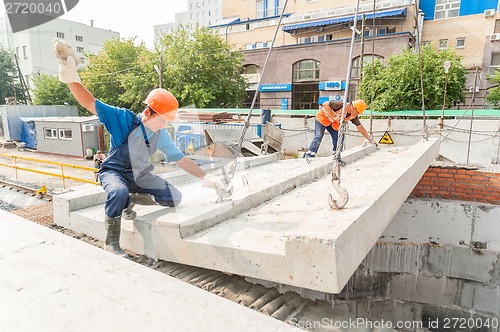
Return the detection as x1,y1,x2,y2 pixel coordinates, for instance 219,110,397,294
378,131,394,144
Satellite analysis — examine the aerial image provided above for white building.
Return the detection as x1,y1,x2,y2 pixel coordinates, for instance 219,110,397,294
154,0,222,44
0,16,119,89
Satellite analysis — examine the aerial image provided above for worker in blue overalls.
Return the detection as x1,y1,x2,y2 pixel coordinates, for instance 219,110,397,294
54,39,231,257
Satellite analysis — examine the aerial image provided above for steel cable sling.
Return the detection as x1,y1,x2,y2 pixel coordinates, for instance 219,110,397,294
218,0,290,202
328,0,362,210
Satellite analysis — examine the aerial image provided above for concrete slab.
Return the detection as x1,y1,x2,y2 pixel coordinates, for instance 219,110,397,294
0,212,296,332
55,139,439,294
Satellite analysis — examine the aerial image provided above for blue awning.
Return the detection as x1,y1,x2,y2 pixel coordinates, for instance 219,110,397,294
282,8,407,33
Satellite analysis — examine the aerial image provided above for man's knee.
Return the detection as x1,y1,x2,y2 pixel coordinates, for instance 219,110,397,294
156,187,182,207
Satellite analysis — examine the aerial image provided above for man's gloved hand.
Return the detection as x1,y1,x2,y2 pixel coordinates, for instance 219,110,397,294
53,38,81,83
202,174,232,198
363,136,378,147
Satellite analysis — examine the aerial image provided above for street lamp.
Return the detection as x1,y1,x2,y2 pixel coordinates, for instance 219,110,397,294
440,61,451,129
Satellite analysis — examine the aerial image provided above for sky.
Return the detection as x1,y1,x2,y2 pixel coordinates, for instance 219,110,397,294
1,0,188,47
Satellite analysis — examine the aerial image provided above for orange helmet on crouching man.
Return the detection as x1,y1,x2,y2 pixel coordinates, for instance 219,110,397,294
144,88,179,121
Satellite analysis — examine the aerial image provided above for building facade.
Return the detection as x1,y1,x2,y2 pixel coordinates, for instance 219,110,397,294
154,0,223,44
212,0,417,109
419,0,500,107
211,0,500,109
0,16,119,90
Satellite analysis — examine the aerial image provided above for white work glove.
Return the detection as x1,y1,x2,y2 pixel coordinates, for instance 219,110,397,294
363,138,378,147
53,38,81,83
202,174,232,198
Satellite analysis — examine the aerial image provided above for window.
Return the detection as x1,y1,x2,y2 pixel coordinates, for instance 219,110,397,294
456,37,465,48
80,57,85,64
57,32,64,38
44,128,58,139
76,46,84,53
434,0,460,19
15,47,19,58
439,39,448,49
495,19,500,33
490,53,500,73
293,60,320,81
351,55,383,78
76,35,83,42
243,64,259,74
245,43,255,50
58,129,73,140
22,46,27,59
422,40,431,46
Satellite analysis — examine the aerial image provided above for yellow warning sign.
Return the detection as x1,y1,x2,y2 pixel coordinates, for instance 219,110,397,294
379,131,394,144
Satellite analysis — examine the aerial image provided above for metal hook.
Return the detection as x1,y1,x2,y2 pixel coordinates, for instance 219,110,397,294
328,172,349,210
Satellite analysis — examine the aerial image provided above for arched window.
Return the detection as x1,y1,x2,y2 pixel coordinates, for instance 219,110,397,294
242,64,259,74
293,59,320,82
292,60,320,110
351,55,384,78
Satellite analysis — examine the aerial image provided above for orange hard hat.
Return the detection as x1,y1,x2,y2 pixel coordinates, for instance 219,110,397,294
144,88,179,121
352,99,366,114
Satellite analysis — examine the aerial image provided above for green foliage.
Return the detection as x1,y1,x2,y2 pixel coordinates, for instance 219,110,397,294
155,25,247,108
80,38,151,111
65,27,246,112
0,45,25,104
486,69,500,108
31,74,91,115
358,45,466,111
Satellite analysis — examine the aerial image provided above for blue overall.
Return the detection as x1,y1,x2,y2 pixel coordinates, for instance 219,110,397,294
95,100,184,218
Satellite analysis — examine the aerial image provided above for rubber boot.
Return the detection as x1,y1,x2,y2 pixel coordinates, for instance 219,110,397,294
104,216,128,258
122,203,136,220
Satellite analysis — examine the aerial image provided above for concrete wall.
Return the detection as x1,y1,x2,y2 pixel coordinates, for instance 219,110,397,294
262,115,500,165
0,105,78,141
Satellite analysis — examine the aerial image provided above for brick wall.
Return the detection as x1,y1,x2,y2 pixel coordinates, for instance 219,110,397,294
410,163,500,205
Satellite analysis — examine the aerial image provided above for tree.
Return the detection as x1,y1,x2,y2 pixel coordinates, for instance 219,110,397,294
0,45,25,104
155,25,247,108
31,74,91,115
80,38,151,111
358,45,466,111
486,70,500,108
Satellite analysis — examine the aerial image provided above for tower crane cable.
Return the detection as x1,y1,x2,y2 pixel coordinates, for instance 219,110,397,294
218,0,291,202
328,0,362,210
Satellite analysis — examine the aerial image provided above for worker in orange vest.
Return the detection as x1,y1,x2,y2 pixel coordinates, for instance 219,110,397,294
304,99,375,158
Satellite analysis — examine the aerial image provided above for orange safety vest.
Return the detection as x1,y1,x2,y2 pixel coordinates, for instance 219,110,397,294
315,105,353,130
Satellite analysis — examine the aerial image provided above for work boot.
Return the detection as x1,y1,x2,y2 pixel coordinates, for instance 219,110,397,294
122,203,136,220
104,216,128,258
129,193,157,206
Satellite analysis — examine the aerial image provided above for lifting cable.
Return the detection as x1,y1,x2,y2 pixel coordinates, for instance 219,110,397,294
414,0,429,140
218,0,290,202
328,0,361,210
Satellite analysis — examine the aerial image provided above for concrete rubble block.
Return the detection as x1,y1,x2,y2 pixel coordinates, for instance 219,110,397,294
421,304,497,331
421,245,455,277
471,204,500,252
363,243,426,275
388,274,460,306
459,282,500,316
448,247,498,283
353,299,421,329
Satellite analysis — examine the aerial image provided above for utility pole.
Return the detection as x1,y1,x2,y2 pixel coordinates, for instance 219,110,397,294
154,57,163,88
359,14,366,88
